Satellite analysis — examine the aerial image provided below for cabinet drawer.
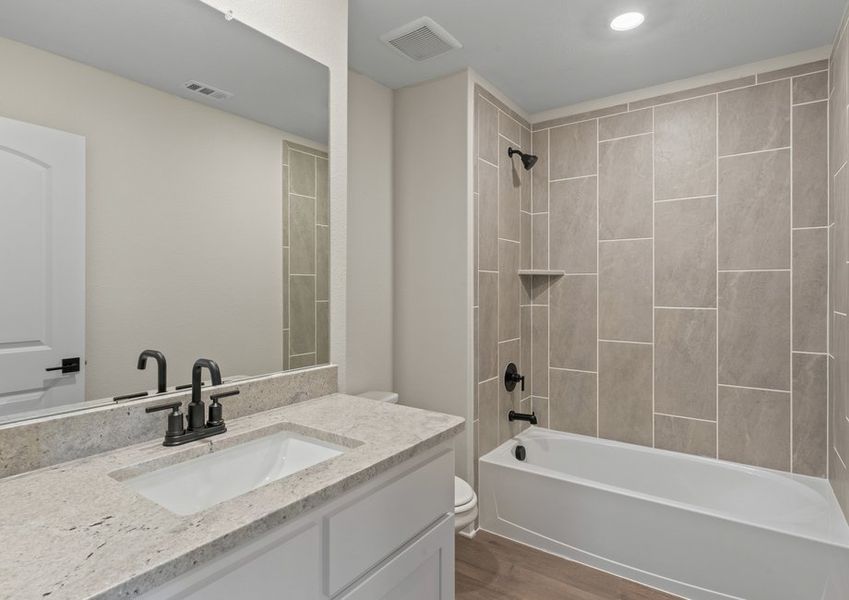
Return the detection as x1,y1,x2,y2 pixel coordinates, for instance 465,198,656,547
325,450,453,596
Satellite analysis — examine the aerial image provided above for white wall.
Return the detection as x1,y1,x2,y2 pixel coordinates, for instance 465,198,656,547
346,70,394,394
200,0,350,388
393,71,472,478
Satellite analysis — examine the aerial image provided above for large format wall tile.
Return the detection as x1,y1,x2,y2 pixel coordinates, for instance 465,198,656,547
478,96,499,165
316,225,329,301
316,301,329,364
532,214,548,269
793,353,827,477
532,129,549,212
718,149,791,270
655,308,716,420
598,108,652,141
598,134,653,239
654,415,716,458
598,342,653,446
316,157,328,226
655,197,717,307
498,240,520,342
599,239,652,342
479,160,498,271
290,274,316,355
549,369,597,436
531,306,549,397
718,386,791,470
550,275,597,371
479,272,498,381
289,150,316,197
718,80,791,156
718,271,791,390
499,111,522,145
793,228,828,352
655,95,717,200
549,119,597,180
793,71,828,104
793,102,828,227
550,177,597,273
499,338,522,442
290,194,316,274
478,377,500,455
499,137,521,242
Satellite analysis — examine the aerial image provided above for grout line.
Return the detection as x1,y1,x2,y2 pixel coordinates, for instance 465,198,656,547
718,383,791,394
654,194,716,204
654,412,718,424
599,131,653,143
596,117,600,438
549,174,597,183
792,98,829,108
479,157,498,169
718,146,791,159
655,306,717,310
792,225,828,230
598,237,653,243
715,96,720,457
550,367,598,374
598,339,653,346
717,268,790,273
651,107,656,449
789,80,794,473
792,350,828,356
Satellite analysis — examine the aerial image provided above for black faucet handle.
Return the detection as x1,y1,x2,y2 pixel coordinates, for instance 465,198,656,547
145,400,182,414
208,389,237,427
146,401,186,440
210,389,240,402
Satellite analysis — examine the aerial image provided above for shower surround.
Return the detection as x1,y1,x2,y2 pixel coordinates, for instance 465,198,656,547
474,55,831,494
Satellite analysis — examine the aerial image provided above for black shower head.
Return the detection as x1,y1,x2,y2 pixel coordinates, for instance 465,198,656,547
507,147,538,171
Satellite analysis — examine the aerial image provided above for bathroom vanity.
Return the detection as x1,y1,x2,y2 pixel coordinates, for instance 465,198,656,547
0,394,464,599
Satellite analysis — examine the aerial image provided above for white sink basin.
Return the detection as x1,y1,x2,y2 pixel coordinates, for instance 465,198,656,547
123,431,346,515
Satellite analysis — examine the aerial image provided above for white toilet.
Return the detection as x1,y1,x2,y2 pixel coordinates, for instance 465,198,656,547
358,391,478,531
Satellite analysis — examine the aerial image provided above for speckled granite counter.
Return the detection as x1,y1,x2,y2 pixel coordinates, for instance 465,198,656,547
0,394,464,599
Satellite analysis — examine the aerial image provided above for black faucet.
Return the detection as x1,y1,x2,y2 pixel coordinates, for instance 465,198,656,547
137,350,167,394
146,358,239,446
508,410,538,425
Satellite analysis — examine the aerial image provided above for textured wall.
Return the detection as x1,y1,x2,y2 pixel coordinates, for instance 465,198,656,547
830,10,849,519
528,59,829,476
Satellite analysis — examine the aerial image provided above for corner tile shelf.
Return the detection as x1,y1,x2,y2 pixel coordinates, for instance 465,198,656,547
517,270,565,277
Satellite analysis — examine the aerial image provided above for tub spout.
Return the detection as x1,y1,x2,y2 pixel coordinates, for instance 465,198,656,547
508,410,538,425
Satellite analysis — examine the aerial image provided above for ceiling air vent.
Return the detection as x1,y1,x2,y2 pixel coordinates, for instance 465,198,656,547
380,17,462,62
183,80,233,101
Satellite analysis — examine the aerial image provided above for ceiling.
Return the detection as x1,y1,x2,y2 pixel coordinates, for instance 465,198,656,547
0,0,329,143
349,0,845,115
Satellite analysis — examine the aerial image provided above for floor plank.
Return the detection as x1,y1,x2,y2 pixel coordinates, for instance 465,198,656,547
456,532,683,600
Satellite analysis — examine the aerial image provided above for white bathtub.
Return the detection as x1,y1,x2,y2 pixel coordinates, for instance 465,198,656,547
479,427,849,600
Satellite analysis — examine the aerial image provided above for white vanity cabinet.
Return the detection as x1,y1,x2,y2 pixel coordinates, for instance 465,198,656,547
142,443,455,600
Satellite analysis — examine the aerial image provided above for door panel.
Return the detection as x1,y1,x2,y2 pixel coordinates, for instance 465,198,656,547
0,116,85,417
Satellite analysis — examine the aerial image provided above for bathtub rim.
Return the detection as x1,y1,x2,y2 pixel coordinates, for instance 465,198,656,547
480,426,849,550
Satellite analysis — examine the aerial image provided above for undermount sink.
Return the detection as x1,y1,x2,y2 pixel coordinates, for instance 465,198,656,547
123,431,346,515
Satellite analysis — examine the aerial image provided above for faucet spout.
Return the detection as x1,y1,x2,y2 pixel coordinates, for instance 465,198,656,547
137,350,167,394
189,358,222,430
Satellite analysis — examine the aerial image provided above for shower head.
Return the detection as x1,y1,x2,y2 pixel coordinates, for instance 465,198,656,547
507,147,538,171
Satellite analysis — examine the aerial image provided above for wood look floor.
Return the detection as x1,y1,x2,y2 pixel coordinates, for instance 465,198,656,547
456,532,682,600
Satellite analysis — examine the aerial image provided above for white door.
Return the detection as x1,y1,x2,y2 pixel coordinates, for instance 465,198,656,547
0,116,85,418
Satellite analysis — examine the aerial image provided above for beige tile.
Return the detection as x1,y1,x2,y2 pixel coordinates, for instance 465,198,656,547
531,130,549,212
532,306,548,398
629,76,755,111
655,308,717,420
479,160,499,271
521,306,531,391
316,157,328,225
531,275,551,306
719,80,791,156
598,108,653,141
500,137,521,242
831,65,847,177
793,102,828,227
654,415,716,458
316,226,329,302
655,95,717,200
718,386,791,470
532,214,548,270
520,126,532,213
478,95,499,165
793,228,828,352
282,164,289,246
521,211,531,270
282,247,289,329
550,275,597,371
655,197,717,307
792,353,827,476
550,177,597,274
290,275,316,355
499,111,522,145
599,134,653,240
474,309,480,412
758,59,829,83
290,194,316,274
534,105,627,130
532,397,549,428
316,302,329,364
289,353,316,369
499,338,523,442
598,342,653,446
718,149,791,270
499,240,521,342
549,120,597,180
718,271,791,390
599,239,652,342
478,378,500,455
479,272,498,381
549,369,596,436
793,71,828,104
289,150,316,197
282,330,289,371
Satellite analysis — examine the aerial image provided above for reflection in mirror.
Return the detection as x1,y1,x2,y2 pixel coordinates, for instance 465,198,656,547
0,0,330,423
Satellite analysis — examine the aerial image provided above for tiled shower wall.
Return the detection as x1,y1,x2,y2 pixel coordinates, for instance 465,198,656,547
283,141,330,370
830,11,849,519
526,59,829,477
473,85,534,489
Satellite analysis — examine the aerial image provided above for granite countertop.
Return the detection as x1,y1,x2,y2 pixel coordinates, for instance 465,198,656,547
0,394,464,600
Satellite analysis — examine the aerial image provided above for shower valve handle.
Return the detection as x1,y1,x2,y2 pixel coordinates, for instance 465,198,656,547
504,362,525,392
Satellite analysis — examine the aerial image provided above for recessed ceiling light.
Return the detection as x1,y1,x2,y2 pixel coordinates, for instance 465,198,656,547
610,12,645,31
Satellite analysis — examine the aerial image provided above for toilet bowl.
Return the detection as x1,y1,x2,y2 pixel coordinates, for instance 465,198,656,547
358,391,478,532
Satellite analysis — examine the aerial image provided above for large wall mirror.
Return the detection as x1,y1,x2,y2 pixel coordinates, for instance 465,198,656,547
0,0,330,423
